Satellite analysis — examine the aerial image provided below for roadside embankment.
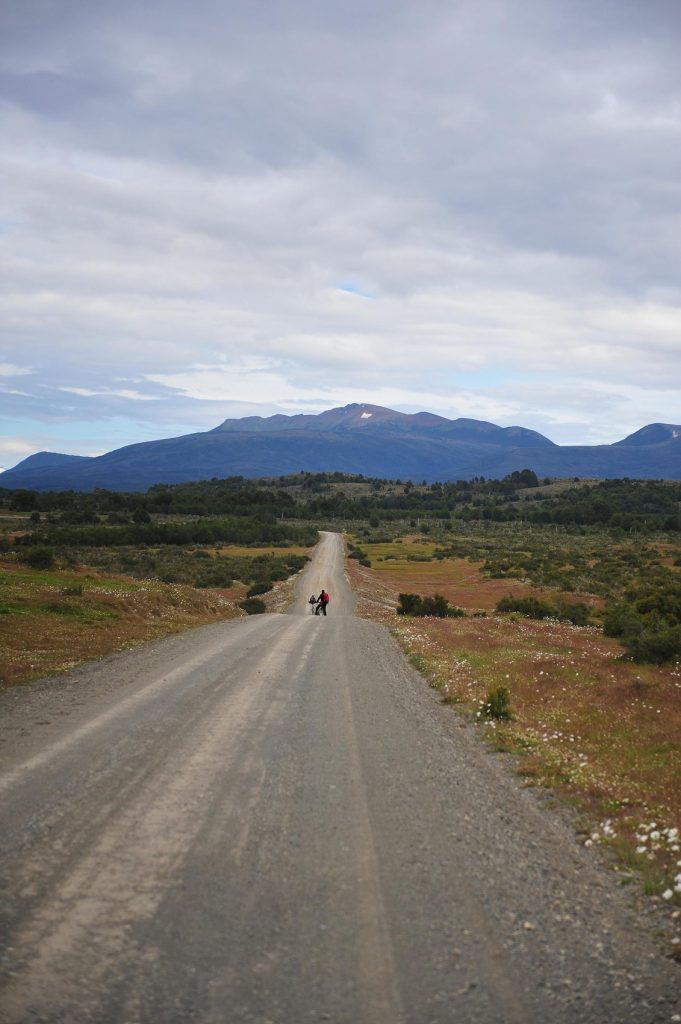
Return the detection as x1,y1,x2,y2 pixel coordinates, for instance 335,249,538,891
345,534,681,949
0,559,244,689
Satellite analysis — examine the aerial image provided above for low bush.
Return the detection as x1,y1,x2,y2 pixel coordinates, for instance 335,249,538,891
419,595,450,617
496,596,555,619
604,582,681,663
21,546,55,570
481,686,513,720
603,602,643,639
555,600,591,626
627,625,681,664
397,593,421,615
239,597,266,615
41,601,86,617
497,595,591,626
247,580,271,597
397,593,455,618
348,544,370,567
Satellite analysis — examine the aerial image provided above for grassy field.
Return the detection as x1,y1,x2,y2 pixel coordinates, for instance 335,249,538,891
347,531,681,920
0,558,247,689
353,534,603,610
208,545,312,558
0,531,315,687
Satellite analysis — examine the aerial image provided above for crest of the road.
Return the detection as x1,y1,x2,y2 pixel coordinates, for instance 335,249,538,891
0,533,678,1022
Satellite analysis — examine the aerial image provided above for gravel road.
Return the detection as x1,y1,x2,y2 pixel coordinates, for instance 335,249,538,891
0,532,679,1023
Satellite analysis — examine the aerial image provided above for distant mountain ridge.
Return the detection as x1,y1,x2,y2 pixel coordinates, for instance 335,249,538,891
2,403,680,491
211,404,555,447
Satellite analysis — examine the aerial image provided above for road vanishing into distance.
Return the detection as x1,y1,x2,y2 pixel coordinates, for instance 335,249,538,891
1,532,679,1023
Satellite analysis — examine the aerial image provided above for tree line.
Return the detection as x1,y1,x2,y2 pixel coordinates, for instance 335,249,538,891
2,473,679,534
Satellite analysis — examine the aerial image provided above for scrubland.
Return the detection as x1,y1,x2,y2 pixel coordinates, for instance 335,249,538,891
0,560,245,688
346,528,681,924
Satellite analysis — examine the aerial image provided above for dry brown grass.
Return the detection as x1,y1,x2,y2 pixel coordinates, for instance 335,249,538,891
347,538,681,909
360,536,599,610
0,559,243,689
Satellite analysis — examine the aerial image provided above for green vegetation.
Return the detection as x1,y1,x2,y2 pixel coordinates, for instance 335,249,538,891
1,477,322,689
2,471,680,903
20,546,55,570
4,473,680,533
352,531,680,905
19,517,317,550
2,481,315,600
2,471,680,661
239,597,267,615
481,686,513,721
347,540,372,567
603,577,681,663
496,595,592,626
0,561,243,689
397,592,465,618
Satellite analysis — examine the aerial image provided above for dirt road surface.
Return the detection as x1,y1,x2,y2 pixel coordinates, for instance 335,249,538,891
0,532,679,1023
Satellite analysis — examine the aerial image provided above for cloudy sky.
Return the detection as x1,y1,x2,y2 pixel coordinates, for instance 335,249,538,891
1,0,680,469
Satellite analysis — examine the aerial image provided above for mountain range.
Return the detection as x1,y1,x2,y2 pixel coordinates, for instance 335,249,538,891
2,404,680,491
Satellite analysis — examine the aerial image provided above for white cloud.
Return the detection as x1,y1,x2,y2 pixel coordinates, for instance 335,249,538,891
0,0,679,459
58,386,161,401
0,362,34,377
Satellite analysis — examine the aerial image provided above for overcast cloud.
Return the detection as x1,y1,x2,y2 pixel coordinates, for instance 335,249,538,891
1,0,680,469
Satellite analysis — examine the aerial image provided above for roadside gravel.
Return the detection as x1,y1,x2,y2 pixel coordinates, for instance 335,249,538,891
0,533,678,1022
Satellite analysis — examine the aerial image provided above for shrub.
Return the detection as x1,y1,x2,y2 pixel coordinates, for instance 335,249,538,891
497,594,592,626
627,625,681,664
555,600,591,626
603,602,643,639
481,686,513,720
21,546,55,570
247,580,271,597
397,593,421,615
397,592,451,617
195,574,234,589
419,594,450,618
496,595,555,620
603,584,681,662
42,601,86,617
107,512,131,525
239,597,266,615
